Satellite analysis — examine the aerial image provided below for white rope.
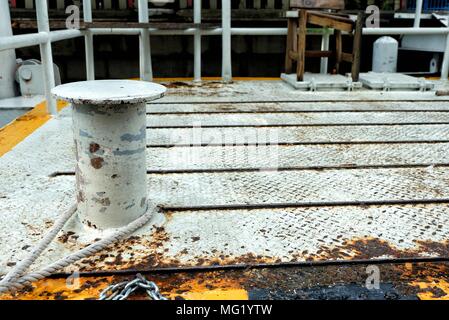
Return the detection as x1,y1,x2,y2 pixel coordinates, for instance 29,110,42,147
0,202,157,294
0,204,77,287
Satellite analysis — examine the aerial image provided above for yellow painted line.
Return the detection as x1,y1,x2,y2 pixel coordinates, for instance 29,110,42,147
181,289,249,300
412,279,449,300
0,276,114,300
0,275,249,300
0,100,68,157
163,276,249,301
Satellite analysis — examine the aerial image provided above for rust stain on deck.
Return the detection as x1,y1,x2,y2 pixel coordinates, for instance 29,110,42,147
3,262,449,300
60,224,449,272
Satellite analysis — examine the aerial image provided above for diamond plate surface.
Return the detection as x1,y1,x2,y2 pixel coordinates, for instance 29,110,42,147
4,81,449,277
147,167,449,207
147,112,449,127
153,203,449,266
147,101,449,113
59,203,449,271
147,142,449,171
147,124,449,146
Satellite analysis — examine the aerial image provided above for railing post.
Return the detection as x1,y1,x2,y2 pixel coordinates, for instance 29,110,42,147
193,0,202,82
83,0,95,80
414,0,423,28
36,0,57,115
138,0,152,81
320,28,330,74
0,0,17,99
222,0,232,82
441,32,449,80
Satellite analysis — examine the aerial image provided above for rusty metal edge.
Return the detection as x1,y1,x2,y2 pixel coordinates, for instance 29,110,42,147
46,256,449,279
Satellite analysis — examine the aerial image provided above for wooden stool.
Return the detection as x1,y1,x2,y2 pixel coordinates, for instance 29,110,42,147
285,10,363,82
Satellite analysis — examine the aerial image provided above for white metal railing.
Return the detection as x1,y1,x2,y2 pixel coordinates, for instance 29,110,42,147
0,0,448,115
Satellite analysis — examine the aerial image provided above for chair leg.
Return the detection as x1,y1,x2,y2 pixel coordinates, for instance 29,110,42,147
334,30,342,75
285,18,295,74
296,9,307,82
351,12,363,82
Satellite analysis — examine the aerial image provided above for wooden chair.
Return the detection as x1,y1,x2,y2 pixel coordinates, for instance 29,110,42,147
285,9,363,82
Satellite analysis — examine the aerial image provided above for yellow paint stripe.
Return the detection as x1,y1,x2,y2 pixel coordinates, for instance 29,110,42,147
181,289,249,300
412,279,449,300
0,100,68,157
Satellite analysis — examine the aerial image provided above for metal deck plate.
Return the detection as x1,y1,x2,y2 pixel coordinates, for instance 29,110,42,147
2,81,449,276
144,167,449,207
281,73,362,91
147,112,449,127
145,143,449,171
147,101,449,113
148,124,449,146
359,72,434,91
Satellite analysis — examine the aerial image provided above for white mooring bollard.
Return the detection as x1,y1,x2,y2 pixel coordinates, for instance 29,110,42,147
52,80,166,229
372,36,398,73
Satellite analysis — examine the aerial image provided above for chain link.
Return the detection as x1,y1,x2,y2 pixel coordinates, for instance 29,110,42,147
99,273,168,300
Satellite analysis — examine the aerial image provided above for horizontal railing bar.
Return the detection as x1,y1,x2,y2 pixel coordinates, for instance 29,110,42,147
362,27,449,35
0,32,47,50
49,29,84,42
2,26,449,52
89,27,449,36
0,29,83,51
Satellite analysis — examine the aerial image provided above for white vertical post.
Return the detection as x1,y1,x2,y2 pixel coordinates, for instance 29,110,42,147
83,0,95,80
222,0,232,82
193,0,201,81
440,33,449,80
414,0,423,28
0,0,17,99
36,0,57,115
320,28,330,74
138,0,153,81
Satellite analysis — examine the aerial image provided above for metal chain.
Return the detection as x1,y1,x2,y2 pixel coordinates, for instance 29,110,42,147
99,273,168,300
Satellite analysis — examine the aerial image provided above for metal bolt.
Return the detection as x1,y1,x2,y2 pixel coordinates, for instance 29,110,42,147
52,80,166,229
